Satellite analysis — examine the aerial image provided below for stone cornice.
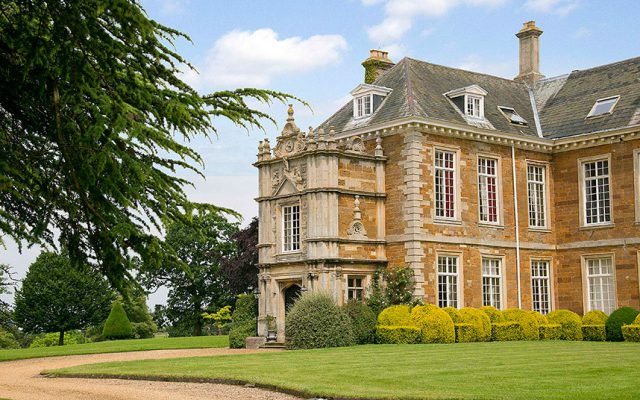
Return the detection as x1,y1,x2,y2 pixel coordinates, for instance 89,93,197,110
253,147,386,168
255,188,386,202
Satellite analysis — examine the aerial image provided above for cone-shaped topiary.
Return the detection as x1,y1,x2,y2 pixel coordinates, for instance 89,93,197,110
458,307,492,342
102,301,133,340
605,307,639,342
481,306,504,323
410,304,455,344
503,308,539,340
343,301,377,344
583,310,608,325
377,304,412,326
285,292,355,349
547,310,582,341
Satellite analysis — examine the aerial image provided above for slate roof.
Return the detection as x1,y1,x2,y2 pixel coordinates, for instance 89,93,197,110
320,56,640,140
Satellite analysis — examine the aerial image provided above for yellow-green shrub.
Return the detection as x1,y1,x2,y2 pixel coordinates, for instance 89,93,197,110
442,307,461,323
548,310,583,341
530,311,549,326
491,322,523,341
454,323,477,343
582,310,608,325
481,306,504,323
458,307,491,342
502,308,539,340
539,324,562,340
622,314,640,342
377,305,412,327
410,304,455,344
582,325,606,341
376,326,422,344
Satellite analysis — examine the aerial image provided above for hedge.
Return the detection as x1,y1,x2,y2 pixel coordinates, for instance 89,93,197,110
377,304,412,327
530,311,549,326
583,310,608,325
229,320,256,349
458,307,491,342
481,306,504,323
582,325,606,342
376,326,422,344
539,324,562,340
442,307,461,323
491,322,523,341
410,305,455,344
547,310,583,341
343,302,377,344
605,307,639,342
454,323,478,343
502,308,539,340
622,314,640,342
228,294,257,349
0,329,20,349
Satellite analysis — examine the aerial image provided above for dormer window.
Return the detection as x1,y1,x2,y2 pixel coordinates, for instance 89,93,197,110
351,83,392,120
466,96,483,118
444,85,488,121
587,95,620,118
498,106,528,126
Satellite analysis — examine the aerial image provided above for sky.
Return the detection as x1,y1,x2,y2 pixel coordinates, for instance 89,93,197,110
2,0,639,306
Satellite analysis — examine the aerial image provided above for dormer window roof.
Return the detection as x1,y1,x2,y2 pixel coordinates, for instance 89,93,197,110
351,83,392,119
587,95,620,118
444,85,488,120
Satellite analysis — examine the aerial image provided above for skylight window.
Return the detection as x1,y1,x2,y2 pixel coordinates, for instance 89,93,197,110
587,96,620,118
498,106,528,126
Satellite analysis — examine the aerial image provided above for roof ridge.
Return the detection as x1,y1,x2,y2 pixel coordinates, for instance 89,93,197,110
566,55,640,75
403,56,527,86
403,58,417,116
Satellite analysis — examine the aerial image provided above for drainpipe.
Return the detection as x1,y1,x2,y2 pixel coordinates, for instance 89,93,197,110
511,145,522,309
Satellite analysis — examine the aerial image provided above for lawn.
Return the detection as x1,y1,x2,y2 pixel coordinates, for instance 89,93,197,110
50,341,639,399
0,335,228,362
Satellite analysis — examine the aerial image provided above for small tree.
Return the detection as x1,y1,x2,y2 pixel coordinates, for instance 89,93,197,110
121,288,157,339
103,301,133,340
367,266,417,315
14,253,114,345
203,305,232,335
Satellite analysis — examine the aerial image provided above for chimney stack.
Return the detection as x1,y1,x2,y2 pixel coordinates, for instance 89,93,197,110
362,50,395,84
514,21,544,86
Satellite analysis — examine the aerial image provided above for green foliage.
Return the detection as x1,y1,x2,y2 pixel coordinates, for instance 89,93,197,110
454,323,478,343
14,252,114,345
621,325,640,342
375,326,422,344
0,0,299,290
203,305,233,335
363,59,391,84
530,311,549,326
481,306,504,323
0,328,19,349
228,295,256,349
377,305,412,327
343,302,377,344
367,267,417,315
410,304,455,344
539,324,562,340
491,322,523,341
442,307,461,323
582,325,606,342
143,209,238,336
605,307,639,342
502,308,539,340
0,264,14,327
103,301,133,340
582,310,608,325
121,289,157,339
29,331,85,348
221,218,259,296
547,310,583,341
458,308,492,342
285,292,355,350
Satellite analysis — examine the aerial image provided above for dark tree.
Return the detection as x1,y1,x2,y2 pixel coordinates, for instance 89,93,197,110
0,264,14,328
222,218,259,296
143,209,238,336
14,252,114,345
0,0,298,290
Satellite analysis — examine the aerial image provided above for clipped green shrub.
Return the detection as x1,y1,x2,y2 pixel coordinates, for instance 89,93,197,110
547,310,583,341
458,308,491,342
343,302,377,344
539,324,562,340
481,306,504,323
605,307,639,342
410,304,455,344
583,310,608,325
454,323,477,343
377,304,412,326
375,326,421,344
29,331,85,347
582,325,606,341
491,322,523,341
530,311,549,326
0,329,20,349
502,308,539,340
286,292,355,349
102,301,133,340
442,307,461,323
228,294,257,349
622,324,640,342
131,322,156,340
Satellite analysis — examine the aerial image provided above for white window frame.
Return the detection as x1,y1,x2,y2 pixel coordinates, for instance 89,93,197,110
634,149,640,223
346,275,365,302
586,95,620,118
531,259,552,315
526,161,549,230
354,94,373,119
477,155,502,225
436,253,462,308
578,154,613,228
282,204,300,253
433,146,460,222
481,256,504,310
465,95,484,119
581,254,617,315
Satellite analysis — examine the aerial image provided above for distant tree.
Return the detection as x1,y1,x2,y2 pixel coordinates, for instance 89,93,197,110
0,264,14,327
142,209,238,336
152,304,169,331
14,252,114,345
121,287,157,339
221,218,259,296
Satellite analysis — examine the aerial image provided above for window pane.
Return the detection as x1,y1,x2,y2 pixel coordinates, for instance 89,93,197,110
478,158,498,223
586,257,615,314
435,150,456,219
583,160,611,225
482,258,501,309
531,260,550,314
437,256,458,308
283,205,300,252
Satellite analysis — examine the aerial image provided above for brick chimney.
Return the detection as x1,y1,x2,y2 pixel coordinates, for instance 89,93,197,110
514,21,544,86
362,50,395,84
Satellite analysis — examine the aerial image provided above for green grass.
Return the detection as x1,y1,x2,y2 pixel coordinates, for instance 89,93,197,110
51,341,640,399
0,335,228,362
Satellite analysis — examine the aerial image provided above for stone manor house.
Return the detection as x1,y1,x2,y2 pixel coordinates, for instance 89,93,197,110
254,21,640,340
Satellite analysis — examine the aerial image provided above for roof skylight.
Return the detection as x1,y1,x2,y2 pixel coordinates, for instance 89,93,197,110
587,96,620,118
498,106,528,126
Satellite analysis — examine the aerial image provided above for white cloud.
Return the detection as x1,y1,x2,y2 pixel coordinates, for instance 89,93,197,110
182,29,348,90
364,0,508,45
525,0,579,15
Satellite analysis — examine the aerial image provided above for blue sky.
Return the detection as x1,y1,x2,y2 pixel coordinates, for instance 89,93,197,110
2,0,639,305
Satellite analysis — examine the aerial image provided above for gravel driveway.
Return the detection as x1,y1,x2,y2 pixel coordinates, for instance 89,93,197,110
0,348,303,400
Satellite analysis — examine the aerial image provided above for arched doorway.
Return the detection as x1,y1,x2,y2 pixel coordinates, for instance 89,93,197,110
284,284,302,314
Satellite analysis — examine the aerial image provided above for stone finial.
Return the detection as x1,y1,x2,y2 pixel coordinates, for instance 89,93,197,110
354,195,361,219
257,140,264,160
347,195,367,239
328,126,337,150
318,128,327,150
263,138,272,159
375,132,384,156
287,104,294,120
307,126,317,150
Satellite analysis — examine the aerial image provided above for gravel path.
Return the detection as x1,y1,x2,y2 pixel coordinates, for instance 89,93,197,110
0,348,303,400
